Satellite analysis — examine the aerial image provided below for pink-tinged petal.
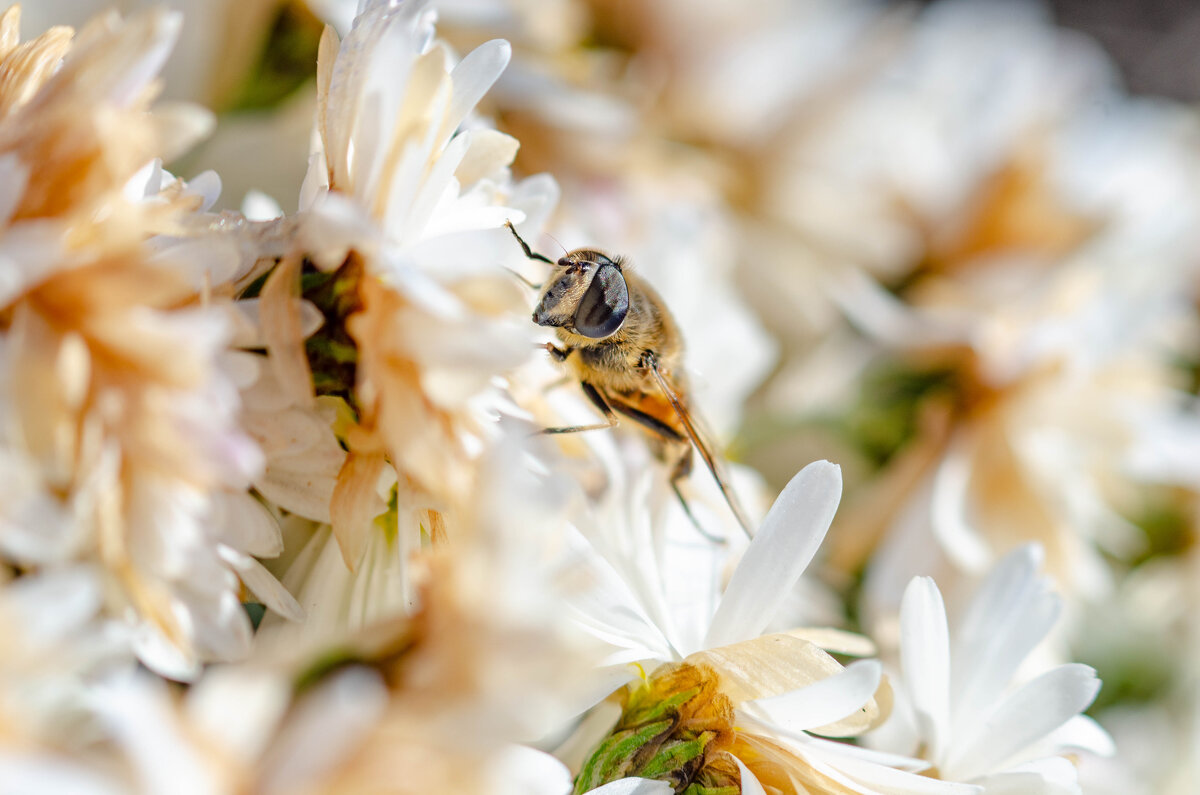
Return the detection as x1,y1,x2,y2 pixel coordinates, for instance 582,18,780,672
944,664,1101,781
900,576,951,762
951,544,1060,733
748,660,882,735
704,461,842,649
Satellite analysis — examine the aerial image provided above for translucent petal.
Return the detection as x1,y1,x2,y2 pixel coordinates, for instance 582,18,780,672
900,576,950,762
704,461,842,649
749,660,882,734
944,664,1101,781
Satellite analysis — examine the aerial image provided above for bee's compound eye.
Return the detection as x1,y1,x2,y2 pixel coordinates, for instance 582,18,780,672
574,263,629,338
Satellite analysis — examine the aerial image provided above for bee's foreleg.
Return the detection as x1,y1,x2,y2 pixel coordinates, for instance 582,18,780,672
505,220,555,265
504,267,542,290
537,381,618,435
540,342,570,362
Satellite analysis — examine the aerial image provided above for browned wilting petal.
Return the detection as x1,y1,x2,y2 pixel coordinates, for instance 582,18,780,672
0,8,184,228
260,253,316,407
349,277,472,506
21,257,200,386
0,7,73,121
331,447,390,571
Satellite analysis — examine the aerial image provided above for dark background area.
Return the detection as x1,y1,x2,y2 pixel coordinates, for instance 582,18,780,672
1044,0,1200,100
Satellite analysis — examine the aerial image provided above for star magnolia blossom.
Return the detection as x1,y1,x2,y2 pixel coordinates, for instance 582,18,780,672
866,545,1114,792
565,461,981,793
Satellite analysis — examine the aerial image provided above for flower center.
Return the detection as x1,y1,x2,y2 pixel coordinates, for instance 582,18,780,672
574,662,741,795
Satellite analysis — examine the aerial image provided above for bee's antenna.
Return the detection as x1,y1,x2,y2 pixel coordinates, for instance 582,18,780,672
505,220,555,266
545,232,569,258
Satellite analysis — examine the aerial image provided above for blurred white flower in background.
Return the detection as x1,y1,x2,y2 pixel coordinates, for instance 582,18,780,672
0,5,296,679
866,545,1112,792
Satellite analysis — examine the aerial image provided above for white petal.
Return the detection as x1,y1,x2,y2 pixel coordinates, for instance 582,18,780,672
3,567,102,644
561,527,676,662
0,755,120,795
967,757,1080,795
582,779,673,795
185,667,291,763
733,757,768,795
487,746,574,795
257,668,388,793
951,545,1060,733
900,576,951,762
930,438,991,572
820,749,983,795
90,676,222,795
446,38,511,134
210,491,284,558
217,546,305,622
749,660,882,734
1039,714,1115,758
704,461,842,649
944,664,1102,781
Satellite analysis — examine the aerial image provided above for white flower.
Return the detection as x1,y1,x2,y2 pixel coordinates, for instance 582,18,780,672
564,460,978,793
867,545,1113,792
0,5,301,678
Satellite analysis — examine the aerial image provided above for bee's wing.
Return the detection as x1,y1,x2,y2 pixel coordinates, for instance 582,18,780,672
648,360,756,539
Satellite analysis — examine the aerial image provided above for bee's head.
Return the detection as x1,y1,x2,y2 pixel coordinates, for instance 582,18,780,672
532,250,629,339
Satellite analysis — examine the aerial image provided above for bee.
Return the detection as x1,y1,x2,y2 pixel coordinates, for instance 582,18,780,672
505,221,754,540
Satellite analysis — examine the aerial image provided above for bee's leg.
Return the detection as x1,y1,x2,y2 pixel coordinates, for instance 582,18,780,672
504,267,542,290
538,382,619,435
606,402,725,544
505,220,555,265
541,342,570,362
667,447,725,544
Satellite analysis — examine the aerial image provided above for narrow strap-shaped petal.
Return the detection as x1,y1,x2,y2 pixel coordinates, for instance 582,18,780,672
733,757,768,795
704,461,842,649
581,778,674,795
930,437,991,571
951,544,1060,733
445,38,511,137
943,664,1101,781
900,576,951,763
216,546,305,623
748,660,882,735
